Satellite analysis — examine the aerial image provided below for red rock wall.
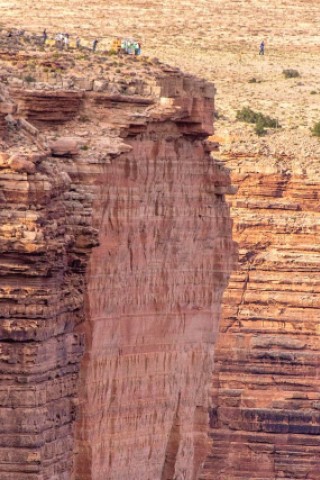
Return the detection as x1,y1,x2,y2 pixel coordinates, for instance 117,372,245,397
75,92,236,479
201,156,320,480
1,69,235,480
0,147,97,479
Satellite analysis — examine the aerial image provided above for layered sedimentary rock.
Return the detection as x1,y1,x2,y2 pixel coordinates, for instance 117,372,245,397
73,74,236,480
0,48,235,480
201,153,320,480
0,84,98,479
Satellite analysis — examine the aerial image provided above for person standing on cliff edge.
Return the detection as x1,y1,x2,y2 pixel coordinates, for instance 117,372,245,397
92,39,99,52
259,40,265,55
42,29,47,44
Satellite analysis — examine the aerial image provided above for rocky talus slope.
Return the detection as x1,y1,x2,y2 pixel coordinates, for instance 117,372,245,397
0,40,235,480
200,150,320,480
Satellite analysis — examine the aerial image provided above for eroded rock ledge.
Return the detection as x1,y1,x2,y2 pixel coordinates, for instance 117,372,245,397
0,50,236,480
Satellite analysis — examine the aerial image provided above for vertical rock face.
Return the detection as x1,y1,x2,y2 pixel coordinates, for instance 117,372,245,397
75,82,235,480
201,154,320,480
0,103,97,479
0,56,235,480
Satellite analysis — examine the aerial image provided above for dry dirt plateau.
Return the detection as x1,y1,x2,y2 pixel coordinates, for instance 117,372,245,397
0,1,320,479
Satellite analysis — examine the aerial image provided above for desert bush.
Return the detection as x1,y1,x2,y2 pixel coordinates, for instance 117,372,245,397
79,115,90,123
236,107,279,128
311,121,320,137
236,107,280,135
283,69,300,79
236,106,258,123
255,119,267,136
24,75,36,83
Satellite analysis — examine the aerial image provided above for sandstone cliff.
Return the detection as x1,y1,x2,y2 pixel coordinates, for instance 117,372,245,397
1,2,320,479
0,44,235,479
201,149,320,480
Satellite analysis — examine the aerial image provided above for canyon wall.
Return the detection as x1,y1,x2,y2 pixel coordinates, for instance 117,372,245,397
0,82,98,479
201,152,320,480
73,75,236,480
0,52,236,480
0,123,89,480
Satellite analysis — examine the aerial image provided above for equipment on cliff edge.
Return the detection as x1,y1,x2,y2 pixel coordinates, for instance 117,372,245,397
111,37,141,55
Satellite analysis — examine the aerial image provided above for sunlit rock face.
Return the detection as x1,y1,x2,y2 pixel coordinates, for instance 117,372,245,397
200,154,320,480
75,79,235,480
0,49,235,480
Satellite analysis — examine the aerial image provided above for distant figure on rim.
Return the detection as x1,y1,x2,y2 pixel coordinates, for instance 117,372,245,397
259,40,265,55
92,39,98,52
42,29,47,44
65,34,70,49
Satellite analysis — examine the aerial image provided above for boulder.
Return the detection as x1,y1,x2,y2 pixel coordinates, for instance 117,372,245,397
49,137,80,156
93,80,108,92
0,152,9,167
8,154,36,173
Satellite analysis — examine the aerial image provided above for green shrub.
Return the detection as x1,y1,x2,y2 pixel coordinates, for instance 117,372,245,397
310,90,318,95
79,115,89,123
311,121,320,137
236,107,280,128
255,119,267,136
24,75,36,83
236,106,258,123
236,106,280,136
283,69,300,79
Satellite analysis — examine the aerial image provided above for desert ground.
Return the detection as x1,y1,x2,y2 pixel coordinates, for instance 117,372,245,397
1,0,320,160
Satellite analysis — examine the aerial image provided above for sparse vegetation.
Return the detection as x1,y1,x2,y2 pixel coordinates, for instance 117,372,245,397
79,115,90,123
255,119,267,136
311,121,320,137
236,107,279,127
283,69,300,79
236,107,280,136
24,75,36,83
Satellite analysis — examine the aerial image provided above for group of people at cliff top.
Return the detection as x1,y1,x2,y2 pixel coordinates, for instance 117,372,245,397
42,29,99,51
41,29,141,55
